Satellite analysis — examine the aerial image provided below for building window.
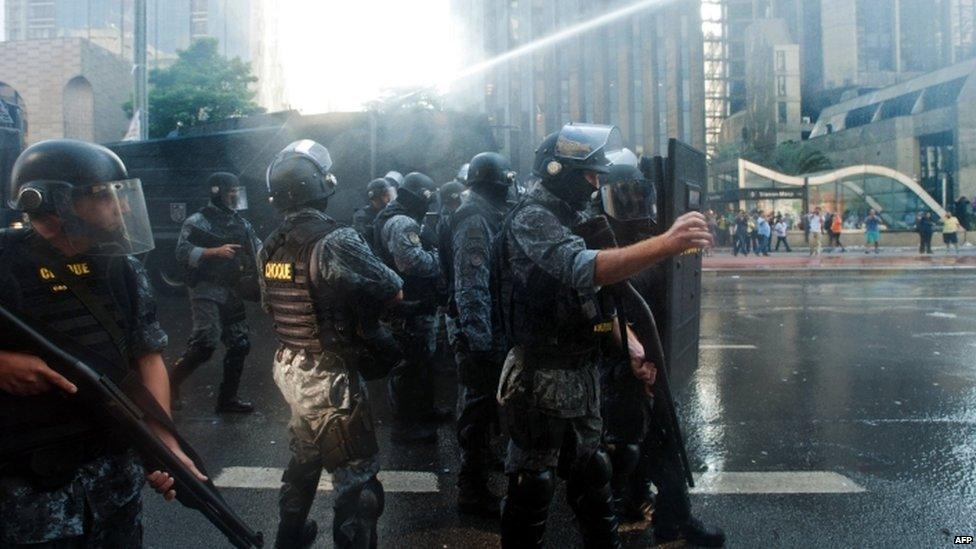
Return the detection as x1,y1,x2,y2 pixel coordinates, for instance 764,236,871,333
778,101,788,124
775,50,786,72
776,76,788,97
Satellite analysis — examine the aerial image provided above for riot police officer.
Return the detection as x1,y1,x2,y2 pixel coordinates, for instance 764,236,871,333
352,178,396,247
373,172,447,444
169,172,260,414
597,160,726,546
497,124,713,548
0,139,203,546
384,170,404,189
442,152,515,517
261,140,402,548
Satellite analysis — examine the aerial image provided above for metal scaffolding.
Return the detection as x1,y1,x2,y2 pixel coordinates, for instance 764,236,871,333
702,0,729,156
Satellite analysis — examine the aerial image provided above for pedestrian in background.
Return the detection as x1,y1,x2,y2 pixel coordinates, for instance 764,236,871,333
717,214,729,248
830,211,846,252
733,210,750,256
774,216,791,252
748,212,759,254
943,212,961,254
756,212,771,256
917,212,934,254
824,210,835,251
864,209,881,254
807,208,824,256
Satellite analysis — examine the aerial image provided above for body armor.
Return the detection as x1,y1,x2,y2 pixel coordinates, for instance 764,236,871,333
185,205,253,287
0,229,133,476
260,211,353,355
500,199,614,356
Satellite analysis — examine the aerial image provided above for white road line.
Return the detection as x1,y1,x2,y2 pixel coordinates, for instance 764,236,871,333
216,467,863,496
214,467,438,493
700,344,758,350
911,332,976,338
689,471,865,495
843,297,958,301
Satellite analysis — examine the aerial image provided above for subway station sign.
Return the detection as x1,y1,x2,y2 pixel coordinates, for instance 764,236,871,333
708,187,807,202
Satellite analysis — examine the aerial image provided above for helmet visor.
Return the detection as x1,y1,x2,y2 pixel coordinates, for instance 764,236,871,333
554,123,623,173
219,185,249,211
51,178,155,256
600,175,658,223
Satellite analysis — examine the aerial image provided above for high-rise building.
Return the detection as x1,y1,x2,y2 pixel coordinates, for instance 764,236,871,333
448,0,706,174
3,0,286,112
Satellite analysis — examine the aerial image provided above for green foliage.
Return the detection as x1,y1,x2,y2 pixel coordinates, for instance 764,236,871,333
125,38,263,138
768,141,833,176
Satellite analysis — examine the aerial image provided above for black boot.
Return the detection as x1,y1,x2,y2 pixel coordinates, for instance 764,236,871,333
457,429,500,518
654,516,726,547
169,345,214,411
606,443,640,522
566,450,622,549
501,470,555,549
333,477,384,549
276,459,322,549
273,520,317,549
216,347,254,414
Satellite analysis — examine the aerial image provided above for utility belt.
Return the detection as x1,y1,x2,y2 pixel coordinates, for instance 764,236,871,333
521,346,597,370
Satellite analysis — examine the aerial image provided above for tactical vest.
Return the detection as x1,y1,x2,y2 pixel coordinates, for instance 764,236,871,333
372,202,439,311
261,211,353,354
498,198,615,356
442,197,503,310
187,204,251,286
0,229,134,472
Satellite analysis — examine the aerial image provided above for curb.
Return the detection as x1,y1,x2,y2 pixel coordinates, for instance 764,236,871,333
703,267,976,277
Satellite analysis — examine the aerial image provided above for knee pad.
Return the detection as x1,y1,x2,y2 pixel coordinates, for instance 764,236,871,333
606,443,640,476
582,449,613,488
508,469,555,509
358,477,385,521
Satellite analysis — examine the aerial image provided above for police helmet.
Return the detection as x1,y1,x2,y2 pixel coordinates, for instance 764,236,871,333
396,172,437,218
467,152,515,189
9,139,154,255
384,170,404,189
532,123,622,208
266,139,337,211
208,172,248,211
367,178,393,200
439,181,465,211
600,157,657,225
456,163,470,184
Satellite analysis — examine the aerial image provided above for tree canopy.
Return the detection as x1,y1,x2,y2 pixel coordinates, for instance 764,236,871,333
125,38,263,138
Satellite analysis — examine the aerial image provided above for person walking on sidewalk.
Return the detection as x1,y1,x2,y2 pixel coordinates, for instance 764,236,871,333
756,212,771,256
943,212,961,254
864,209,881,254
774,217,791,252
917,211,935,254
830,211,846,252
733,211,750,256
807,208,824,256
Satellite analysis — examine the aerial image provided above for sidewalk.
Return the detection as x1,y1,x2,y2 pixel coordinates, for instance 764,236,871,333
703,245,976,275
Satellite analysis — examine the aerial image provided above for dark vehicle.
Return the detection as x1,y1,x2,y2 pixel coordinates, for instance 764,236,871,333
0,84,27,229
98,110,496,295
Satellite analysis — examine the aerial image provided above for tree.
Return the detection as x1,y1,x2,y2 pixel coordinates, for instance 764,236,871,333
769,141,832,176
125,38,263,138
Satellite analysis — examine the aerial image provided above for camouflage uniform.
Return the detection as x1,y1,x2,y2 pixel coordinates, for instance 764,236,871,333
0,230,168,547
262,208,402,547
448,192,508,485
375,210,442,427
352,205,380,249
171,204,261,406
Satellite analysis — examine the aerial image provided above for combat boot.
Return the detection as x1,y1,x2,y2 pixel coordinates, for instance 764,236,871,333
654,517,726,547
216,349,254,414
273,520,317,549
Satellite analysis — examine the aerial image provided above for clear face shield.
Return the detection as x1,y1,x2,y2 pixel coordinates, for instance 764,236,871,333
49,178,155,256
217,185,249,211
600,169,658,225
266,139,337,195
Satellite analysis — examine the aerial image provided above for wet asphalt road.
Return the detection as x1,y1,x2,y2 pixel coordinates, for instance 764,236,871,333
142,274,976,548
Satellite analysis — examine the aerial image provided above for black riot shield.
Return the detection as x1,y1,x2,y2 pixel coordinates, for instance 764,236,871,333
639,139,705,378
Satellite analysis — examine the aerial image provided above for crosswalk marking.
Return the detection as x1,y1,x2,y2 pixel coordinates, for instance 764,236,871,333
214,467,439,493
700,344,758,350
689,471,865,494
843,297,959,301
215,467,863,496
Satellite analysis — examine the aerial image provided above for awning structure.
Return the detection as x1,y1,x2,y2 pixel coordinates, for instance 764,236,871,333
734,159,947,230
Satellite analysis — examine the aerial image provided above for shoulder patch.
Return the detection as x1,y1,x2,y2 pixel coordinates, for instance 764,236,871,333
468,252,486,267
408,232,421,246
